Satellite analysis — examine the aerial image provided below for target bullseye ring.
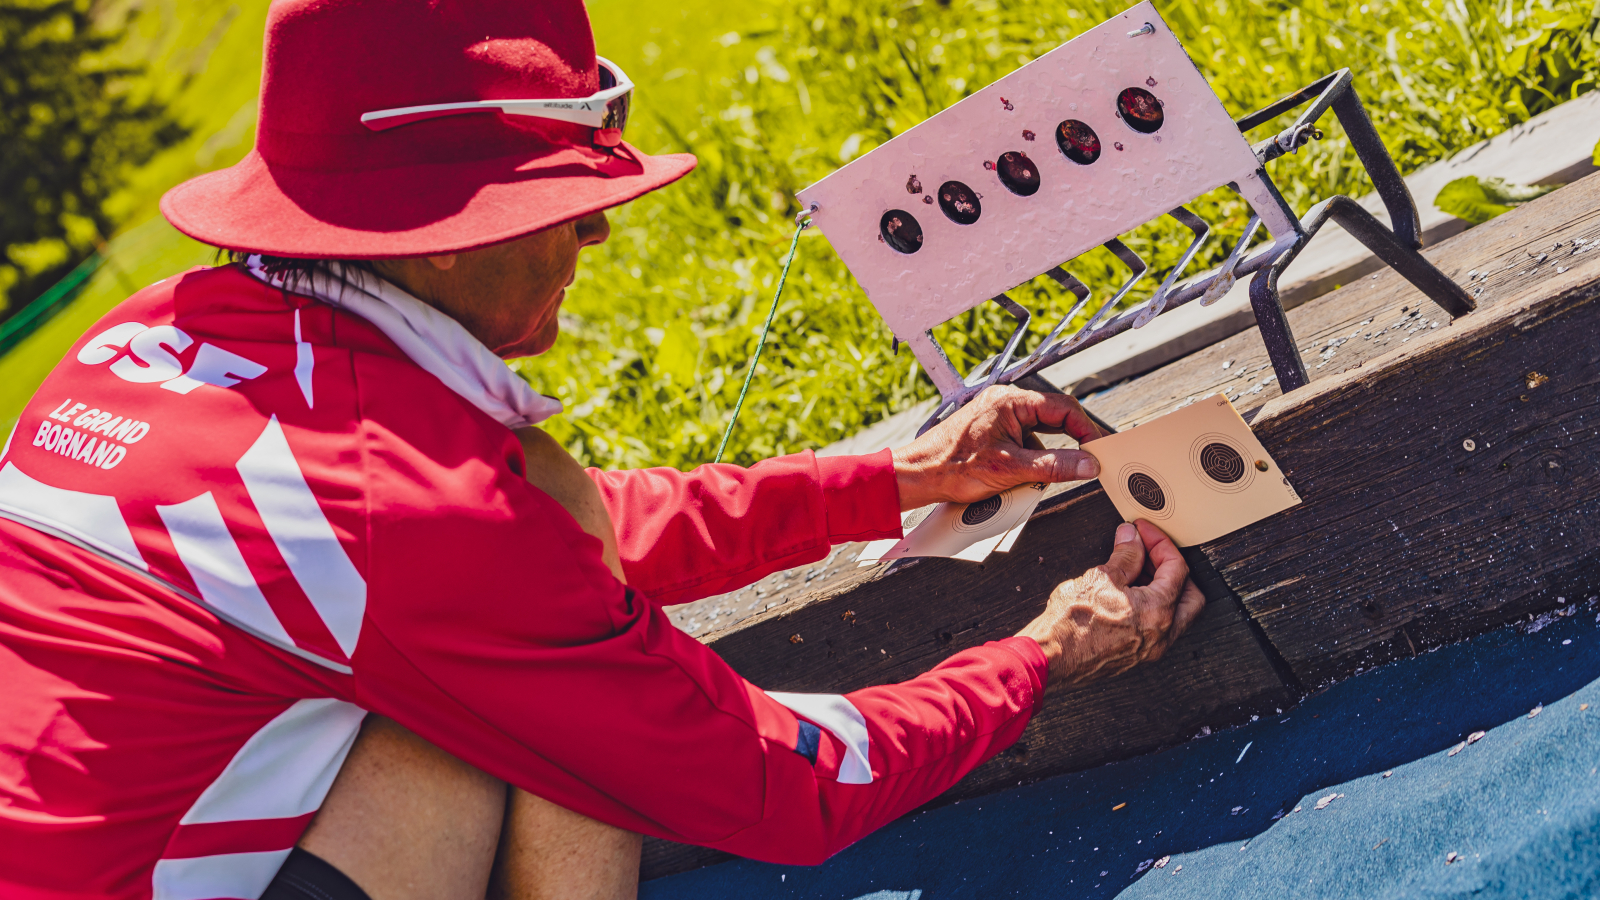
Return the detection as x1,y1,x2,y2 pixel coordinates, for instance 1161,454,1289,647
1198,442,1246,483
1126,472,1166,511
961,494,1004,526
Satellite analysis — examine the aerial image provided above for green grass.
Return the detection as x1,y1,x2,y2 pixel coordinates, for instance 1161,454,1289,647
0,0,265,432
527,0,1598,469
5,0,1596,465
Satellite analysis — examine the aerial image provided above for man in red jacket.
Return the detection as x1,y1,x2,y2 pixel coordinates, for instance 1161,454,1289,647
0,1,1204,898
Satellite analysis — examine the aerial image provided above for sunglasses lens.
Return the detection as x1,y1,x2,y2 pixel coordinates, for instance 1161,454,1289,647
604,91,630,133
595,61,631,147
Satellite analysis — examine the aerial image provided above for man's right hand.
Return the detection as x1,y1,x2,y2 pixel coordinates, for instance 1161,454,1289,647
1017,520,1206,686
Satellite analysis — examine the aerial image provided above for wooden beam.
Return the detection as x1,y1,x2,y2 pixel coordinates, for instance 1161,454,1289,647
1202,175,1600,687
644,175,1600,879
644,484,1297,878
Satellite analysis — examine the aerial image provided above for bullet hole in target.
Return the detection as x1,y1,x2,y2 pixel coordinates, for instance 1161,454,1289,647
1055,119,1101,165
1117,87,1164,133
937,181,982,225
906,174,922,194
996,152,1041,196
879,209,924,253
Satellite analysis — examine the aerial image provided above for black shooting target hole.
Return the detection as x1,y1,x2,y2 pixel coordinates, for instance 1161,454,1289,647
1198,442,1246,484
1055,119,1101,165
995,151,1041,196
1187,434,1255,493
937,181,982,225
1126,472,1166,511
962,494,1003,526
1117,87,1164,134
880,209,924,253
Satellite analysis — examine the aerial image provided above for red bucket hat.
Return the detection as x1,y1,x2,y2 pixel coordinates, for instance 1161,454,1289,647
160,0,696,258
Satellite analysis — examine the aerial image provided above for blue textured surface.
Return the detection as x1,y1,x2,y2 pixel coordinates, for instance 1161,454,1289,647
644,605,1600,899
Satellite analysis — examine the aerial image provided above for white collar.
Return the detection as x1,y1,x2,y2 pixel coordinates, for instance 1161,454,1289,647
245,256,562,429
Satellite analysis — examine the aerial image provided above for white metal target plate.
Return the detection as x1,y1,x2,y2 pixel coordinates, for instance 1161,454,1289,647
796,2,1263,341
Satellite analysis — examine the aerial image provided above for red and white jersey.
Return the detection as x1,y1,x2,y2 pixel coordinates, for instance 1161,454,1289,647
0,265,1049,900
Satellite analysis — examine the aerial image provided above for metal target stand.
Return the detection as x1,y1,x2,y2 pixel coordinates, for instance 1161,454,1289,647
795,2,1473,436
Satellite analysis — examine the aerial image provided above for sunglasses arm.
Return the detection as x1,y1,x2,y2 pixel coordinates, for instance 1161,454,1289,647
362,100,614,131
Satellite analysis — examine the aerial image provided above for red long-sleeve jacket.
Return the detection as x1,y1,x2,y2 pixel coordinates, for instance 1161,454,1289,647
0,265,1049,900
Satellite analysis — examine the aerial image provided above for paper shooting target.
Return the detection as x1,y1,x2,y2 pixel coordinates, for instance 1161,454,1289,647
1188,432,1255,493
1115,464,1174,520
951,482,1046,534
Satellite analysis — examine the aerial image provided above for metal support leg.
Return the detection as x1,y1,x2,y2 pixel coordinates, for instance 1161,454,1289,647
1247,262,1311,392
1330,90,1422,249
1321,196,1474,318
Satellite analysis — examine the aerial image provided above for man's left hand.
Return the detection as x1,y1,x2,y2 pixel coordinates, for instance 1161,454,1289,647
892,385,1108,511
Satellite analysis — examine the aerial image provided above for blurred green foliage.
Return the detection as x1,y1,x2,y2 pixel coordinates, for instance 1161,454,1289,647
0,0,186,319
523,0,1599,470
2,0,1595,467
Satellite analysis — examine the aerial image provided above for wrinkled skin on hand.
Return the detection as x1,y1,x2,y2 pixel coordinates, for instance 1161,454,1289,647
892,384,1109,511
1019,519,1207,686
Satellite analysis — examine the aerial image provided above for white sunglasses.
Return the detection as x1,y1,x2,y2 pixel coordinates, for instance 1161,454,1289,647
360,56,633,148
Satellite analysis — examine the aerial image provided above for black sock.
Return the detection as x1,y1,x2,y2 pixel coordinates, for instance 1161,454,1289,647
260,847,373,900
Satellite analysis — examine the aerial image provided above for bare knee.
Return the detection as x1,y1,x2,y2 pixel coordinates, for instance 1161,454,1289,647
298,717,641,900
491,788,642,900
300,716,507,900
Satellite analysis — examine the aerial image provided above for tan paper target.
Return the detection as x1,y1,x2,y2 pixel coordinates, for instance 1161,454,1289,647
1083,395,1300,546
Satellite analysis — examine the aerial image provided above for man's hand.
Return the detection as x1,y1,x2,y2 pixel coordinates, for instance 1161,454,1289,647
893,385,1109,510
1017,520,1206,686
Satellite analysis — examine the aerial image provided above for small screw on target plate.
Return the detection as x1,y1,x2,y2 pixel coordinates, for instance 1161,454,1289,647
1463,439,1477,451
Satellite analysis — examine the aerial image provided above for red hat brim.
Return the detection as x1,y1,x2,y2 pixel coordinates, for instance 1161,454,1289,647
160,140,696,259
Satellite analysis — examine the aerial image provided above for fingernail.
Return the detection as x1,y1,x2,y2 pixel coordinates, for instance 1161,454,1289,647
1075,455,1100,480
1115,523,1136,544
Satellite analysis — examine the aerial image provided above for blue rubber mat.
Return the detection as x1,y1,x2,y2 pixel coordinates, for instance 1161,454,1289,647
645,603,1600,899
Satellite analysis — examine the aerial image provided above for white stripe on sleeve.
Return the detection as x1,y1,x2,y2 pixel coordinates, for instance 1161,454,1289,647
765,691,874,785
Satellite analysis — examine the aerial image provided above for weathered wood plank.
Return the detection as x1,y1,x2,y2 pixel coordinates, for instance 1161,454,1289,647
643,483,1296,878
1206,175,1600,687
644,175,1600,879
1083,174,1600,430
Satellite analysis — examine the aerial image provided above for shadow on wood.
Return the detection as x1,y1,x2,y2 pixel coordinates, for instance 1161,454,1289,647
643,174,1600,881
643,486,1296,878
1209,177,1600,687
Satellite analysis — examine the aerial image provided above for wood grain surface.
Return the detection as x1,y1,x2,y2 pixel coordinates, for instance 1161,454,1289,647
644,485,1297,878
642,175,1600,878
1205,174,1600,687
